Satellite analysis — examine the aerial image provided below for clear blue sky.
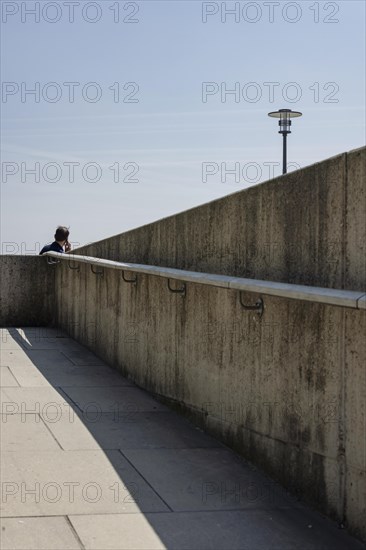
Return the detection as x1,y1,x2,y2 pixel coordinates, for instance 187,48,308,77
1,0,365,252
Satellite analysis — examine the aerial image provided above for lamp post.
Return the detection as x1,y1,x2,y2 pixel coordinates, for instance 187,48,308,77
268,109,302,175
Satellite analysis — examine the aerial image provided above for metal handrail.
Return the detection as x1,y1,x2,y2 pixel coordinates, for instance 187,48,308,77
44,251,366,310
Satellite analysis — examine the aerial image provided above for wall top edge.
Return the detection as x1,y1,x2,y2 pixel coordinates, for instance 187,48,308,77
72,147,364,252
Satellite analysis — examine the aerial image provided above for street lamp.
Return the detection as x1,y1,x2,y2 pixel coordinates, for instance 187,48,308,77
268,109,302,175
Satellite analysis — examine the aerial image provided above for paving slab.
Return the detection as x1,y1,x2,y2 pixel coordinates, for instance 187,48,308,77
4,327,69,339
60,386,169,413
1,364,51,388
122,448,301,512
1,328,83,351
0,449,169,517
1,387,76,418
69,509,365,550
70,512,165,550
0,366,20,387
5,363,133,388
34,411,106,450
0,413,61,451
43,411,222,451
61,349,109,366
0,336,26,351
0,516,82,550
1,349,74,368
19,338,86,352
1,349,35,367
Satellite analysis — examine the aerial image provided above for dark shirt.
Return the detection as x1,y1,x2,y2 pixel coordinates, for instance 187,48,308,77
39,241,64,255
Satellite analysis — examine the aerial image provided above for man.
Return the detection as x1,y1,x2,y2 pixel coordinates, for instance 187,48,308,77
39,226,71,255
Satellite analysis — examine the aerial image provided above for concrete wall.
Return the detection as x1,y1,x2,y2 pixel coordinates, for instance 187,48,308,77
74,147,366,292
0,256,55,327
1,148,364,539
55,262,365,540
54,147,366,540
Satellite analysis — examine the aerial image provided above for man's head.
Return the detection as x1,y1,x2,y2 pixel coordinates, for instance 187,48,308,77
54,226,70,245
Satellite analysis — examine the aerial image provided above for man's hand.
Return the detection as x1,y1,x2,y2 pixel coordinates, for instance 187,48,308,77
65,241,72,253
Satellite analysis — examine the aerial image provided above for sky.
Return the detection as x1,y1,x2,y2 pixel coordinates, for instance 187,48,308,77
1,0,365,253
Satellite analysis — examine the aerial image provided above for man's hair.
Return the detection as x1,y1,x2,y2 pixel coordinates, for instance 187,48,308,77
54,226,70,242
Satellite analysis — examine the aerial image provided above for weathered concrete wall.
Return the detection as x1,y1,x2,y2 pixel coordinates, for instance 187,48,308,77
0,256,55,326
55,263,365,540
1,147,364,539
52,146,366,541
74,147,366,292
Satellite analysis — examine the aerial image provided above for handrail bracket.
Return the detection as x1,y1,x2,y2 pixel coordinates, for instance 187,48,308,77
68,259,80,271
122,271,137,286
239,293,264,317
90,264,104,276
167,279,186,297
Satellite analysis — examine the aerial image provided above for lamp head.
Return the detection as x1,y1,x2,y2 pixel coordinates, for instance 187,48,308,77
268,109,302,134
